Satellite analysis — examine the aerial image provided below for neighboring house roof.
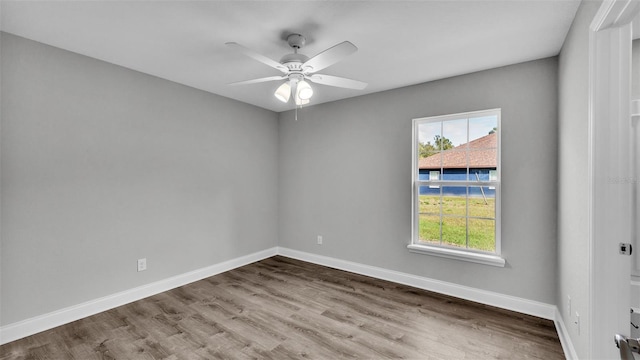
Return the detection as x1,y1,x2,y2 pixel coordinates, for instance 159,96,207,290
419,132,497,170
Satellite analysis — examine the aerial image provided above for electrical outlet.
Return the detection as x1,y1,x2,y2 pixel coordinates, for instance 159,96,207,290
567,295,571,315
317,235,323,245
575,311,580,335
137,258,147,272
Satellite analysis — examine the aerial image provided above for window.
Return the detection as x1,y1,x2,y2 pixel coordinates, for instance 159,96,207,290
409,109,504,267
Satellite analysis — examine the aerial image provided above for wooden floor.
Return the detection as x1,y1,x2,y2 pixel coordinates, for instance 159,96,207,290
1,256,564,359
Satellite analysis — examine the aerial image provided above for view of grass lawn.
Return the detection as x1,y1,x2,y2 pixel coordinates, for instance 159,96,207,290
418,195,495,252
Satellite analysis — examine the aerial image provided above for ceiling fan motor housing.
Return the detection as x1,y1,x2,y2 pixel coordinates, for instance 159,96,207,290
281,34,310,72
280,53,310,71
286,33,306,49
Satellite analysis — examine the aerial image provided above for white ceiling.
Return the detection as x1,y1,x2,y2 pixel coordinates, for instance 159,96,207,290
1,1,581,112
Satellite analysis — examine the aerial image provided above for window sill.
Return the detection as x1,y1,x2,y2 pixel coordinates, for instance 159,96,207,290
407,244,506,267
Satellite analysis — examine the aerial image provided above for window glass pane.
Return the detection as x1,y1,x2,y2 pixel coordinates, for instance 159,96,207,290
469,115,498,149
418,187,440,214
442,118,467,148
438,150,467,180
488,170,498,190
418,214,441,244
417,171,430,181
468,218,495,252
441,186,466,216
418,121,442,145
470,169,489,182
417,121,442,157
468,149,496,173
428,171,440,188
468,187,495,218
417,122,443,177
441,216,467,248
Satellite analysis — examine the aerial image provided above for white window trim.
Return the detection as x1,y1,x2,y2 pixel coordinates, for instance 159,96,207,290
410,109,504,267
407,243,505,267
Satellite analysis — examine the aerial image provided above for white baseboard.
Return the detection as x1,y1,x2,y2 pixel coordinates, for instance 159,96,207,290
277,247,579,359
2,245,576,360
554,308,579,360
277,247,557,320
0,247,278,345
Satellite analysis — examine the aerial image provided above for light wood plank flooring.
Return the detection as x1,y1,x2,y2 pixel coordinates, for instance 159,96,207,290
1,256,564,359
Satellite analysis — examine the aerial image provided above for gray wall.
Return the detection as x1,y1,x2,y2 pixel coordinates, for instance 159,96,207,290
557,1,602,358
633,39,639,99
0,32,279,325
279,57,559,304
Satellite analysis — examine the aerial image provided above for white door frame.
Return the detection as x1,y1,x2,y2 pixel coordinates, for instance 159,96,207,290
589,0,640,358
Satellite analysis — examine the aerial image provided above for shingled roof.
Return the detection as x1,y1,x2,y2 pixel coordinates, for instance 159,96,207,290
419,132,497,170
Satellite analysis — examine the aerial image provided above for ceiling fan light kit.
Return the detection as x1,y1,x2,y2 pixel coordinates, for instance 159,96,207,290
226,33,367,107
274,82,291,102
294,96,309,107
296,80,313,100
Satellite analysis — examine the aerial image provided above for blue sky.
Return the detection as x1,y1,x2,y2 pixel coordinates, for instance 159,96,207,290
418,115,497,147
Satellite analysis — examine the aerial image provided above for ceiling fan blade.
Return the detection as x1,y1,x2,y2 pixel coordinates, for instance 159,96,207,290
307,74,368,90
302,41,358,73
225,42,288,74
229,76,286,86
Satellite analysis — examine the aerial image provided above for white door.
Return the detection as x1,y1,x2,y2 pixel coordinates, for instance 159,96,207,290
590,1,639,359
631,25,640,342
630,14,640,359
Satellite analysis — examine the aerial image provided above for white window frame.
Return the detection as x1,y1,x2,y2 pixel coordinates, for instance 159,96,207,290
409,109,504,267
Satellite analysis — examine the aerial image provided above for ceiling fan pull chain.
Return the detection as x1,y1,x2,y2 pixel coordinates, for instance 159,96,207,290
295,107,298,121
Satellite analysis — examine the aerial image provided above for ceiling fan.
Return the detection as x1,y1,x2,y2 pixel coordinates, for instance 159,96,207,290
226,34,367,106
